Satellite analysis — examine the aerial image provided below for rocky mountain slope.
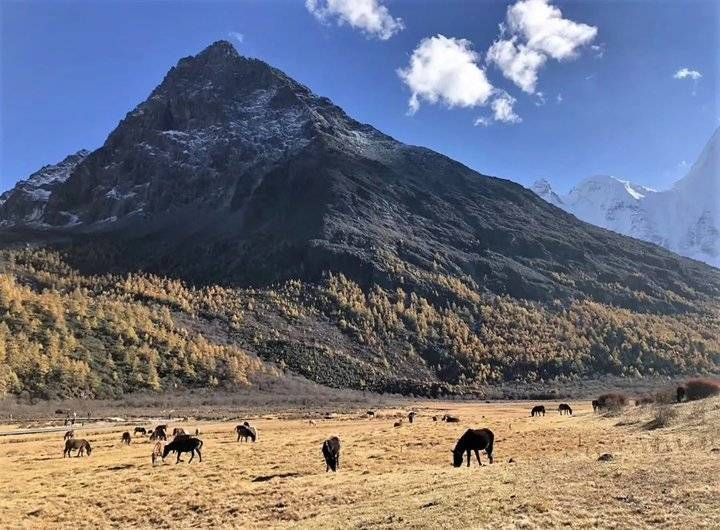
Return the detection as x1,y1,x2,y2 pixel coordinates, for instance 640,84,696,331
0,150,88,226
1,41,719,398
532,129,719,268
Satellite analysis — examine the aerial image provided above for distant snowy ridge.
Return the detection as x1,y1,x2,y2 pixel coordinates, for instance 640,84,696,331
532,129,719,268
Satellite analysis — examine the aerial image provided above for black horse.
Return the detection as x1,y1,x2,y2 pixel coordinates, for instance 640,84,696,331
591,400,600,412
134,427,147,435
452,429,494,467
558,403,573,415
530,405,546,417
235,424,257,442
162,436,203,464
121,432,132,445
322,436,341,472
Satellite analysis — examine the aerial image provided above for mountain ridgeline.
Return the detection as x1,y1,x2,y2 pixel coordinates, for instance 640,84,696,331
1,41,719,399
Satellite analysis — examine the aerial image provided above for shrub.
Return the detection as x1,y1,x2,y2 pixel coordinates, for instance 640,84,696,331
684,378,720,401
596,392,628,410
634,394,654,406
645,405,677,430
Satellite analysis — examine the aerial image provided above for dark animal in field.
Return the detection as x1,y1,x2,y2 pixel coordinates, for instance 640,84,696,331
452,428,494,467
442,415,460,423
236,424,257,442
432,416,438,422
309,419,316,426
151,442,163,465
322,436,341,472
367,411,375,417
408,411,416,423
150,426,167,441
393,420,403,428
64,430,74,440
172,427,186,437
558,404,573,415
194,429,199,436
531,405,546,417
64,438,92,457
134,427,147,435
677,386,686,403
592,400,600,412
162,436,203,464
121,432,132,445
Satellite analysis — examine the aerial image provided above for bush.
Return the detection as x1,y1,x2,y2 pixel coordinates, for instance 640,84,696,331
645,405,677,430
596,392,628,410
634,394,654,406
684,378,720,401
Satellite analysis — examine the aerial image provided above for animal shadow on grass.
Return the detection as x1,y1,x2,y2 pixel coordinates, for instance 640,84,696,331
106,463,135,471
252,472,302,482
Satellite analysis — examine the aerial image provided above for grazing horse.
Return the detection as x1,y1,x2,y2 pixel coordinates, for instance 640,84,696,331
64,430,74,441
235,424,257,442
172,428,186,438
442,415,460,423
64,438,92,457
591,400,600,412
677,386,686,403
366,411,375,418
558,404,573,415
530,405,546,417
432,416,438,422
134,427,147,435
121,432,132,445
452,429,494,467
408,411,416,424
150,426,167,441
162,437,203,464
322,436,341,472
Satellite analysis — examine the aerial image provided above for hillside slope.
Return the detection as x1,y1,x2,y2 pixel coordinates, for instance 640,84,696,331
1,41,719,398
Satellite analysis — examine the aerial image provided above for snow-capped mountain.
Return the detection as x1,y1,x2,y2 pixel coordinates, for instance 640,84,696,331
0,150,89,226
532,129,719,268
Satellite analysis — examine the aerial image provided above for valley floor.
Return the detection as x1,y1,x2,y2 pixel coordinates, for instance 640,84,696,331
1,399,719,529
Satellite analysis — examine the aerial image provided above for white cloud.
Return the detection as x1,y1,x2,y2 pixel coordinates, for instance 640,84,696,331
487,0,597,93
674,68,702,81
486,37,546,93
305,0,404,40
398,35,494,114
474,116,492,127
534,91,546,106
507,0,598,60
591,43,605,58
491,92,522,123
228,31,244,44
556,93,563,103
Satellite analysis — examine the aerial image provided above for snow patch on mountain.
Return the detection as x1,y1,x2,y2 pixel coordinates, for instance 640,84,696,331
531,129,719,268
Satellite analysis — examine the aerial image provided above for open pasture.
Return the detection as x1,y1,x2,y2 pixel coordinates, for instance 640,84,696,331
1,399,719,529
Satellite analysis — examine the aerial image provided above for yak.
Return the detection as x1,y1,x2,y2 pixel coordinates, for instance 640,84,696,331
322,436,341,472
162,436,203,464
452,429,494,467
64,438,92,457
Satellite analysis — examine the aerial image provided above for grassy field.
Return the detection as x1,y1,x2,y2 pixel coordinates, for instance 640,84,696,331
1,398,719,529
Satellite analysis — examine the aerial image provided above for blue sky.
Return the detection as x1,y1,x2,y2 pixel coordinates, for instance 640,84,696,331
1,0,717,194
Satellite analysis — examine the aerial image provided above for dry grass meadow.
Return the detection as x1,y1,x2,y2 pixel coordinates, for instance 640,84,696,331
1,398,719,529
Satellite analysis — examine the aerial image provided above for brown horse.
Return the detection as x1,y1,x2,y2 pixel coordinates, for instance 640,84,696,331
235,424,257,442
121,432,132,445
558,403,573,415
64,438,92,457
